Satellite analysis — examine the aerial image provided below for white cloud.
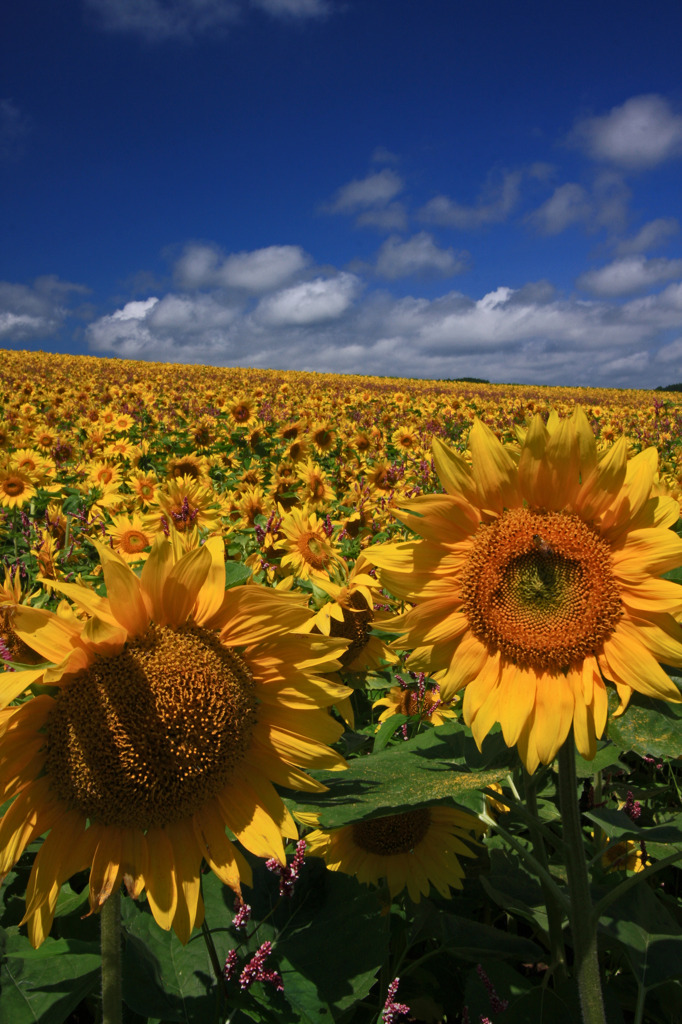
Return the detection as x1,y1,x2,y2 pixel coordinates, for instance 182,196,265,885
577,256,682,297
375,233,469,280
528,173,630,236
255,273,359,325
83,0,241,39
325,169,404,214
528,183,591,235
615,218,679,256
85,264,682,389
175,243,309,292
419,171,522,229
83,0,331,39
356,203,408,232
0,276,87,341
571,94,682,170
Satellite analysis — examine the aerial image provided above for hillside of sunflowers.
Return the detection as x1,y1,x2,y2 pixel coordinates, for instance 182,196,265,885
2,346,682,1024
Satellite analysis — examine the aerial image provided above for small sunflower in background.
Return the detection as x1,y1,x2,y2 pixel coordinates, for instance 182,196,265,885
302,553,397,673
373,674,457,730
0,466,37,508
1,536,350,947
104,511,165,562
277,505,345,582
368,408,682,773
304,803,483,902
297,459,335,507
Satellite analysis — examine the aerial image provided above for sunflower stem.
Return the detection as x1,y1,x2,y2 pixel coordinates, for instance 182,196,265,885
557,736,607,1024
100,889,122,1024
522,769,567,981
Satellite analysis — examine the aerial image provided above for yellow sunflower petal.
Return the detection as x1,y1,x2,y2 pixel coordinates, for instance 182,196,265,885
140,537,174,622
469,418,520,513
144,828,178,931
192,802,251,893
602,627,681,702
166,819,202,945
93,541,149,637
162,544,212,626
431,436,479,503
0,667,46,709
13,605,82,664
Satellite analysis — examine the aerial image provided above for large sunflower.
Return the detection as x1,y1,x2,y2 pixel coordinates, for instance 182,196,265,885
367,408,682,773
0,537,350,947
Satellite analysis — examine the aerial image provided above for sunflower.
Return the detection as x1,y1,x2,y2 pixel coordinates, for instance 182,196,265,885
367,409,682,773
155,476,221,535
1,537,350,947
0,467,37,508
373,678,457,729
302,553,398,672
277,505,345,582
105,512,164,562
297,460,335,507
304,804,482,901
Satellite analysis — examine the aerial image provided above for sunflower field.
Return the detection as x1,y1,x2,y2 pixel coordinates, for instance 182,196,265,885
2,347,682,1024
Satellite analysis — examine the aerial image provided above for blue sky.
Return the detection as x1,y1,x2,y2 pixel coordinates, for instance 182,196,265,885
2,0,682,388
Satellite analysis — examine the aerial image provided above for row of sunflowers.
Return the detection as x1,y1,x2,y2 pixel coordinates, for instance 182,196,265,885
2,346,682,1024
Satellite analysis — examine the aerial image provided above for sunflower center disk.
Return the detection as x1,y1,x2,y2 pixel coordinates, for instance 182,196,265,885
45,624,258,830
352,808,431,855
462,508,622,672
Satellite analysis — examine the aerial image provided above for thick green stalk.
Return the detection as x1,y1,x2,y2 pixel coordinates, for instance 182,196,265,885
101,889,122,1024
557,736,606,1024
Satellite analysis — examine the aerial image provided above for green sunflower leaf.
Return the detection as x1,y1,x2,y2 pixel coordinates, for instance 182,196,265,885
606,689,682,760
295,727,509,827
0,929,100,1024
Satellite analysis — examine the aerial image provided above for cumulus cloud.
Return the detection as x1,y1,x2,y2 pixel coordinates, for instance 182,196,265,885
174,244,309,292
255,273,359,325
0,276,87,342
85,260,682,388
570,94,682,170
356,203,408,232
528,173,629,236
83,0,331,40
325,169,404,214
615,217,679,256
374,233,469,280
419,171,522,230
577,255,682,297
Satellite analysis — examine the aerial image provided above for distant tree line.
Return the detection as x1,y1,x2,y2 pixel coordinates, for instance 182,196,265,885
655,383,682,392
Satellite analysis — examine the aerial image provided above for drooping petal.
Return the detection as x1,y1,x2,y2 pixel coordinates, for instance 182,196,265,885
145,828,178,931
496,665,537,748
165,819,202,944
192,801,251,893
